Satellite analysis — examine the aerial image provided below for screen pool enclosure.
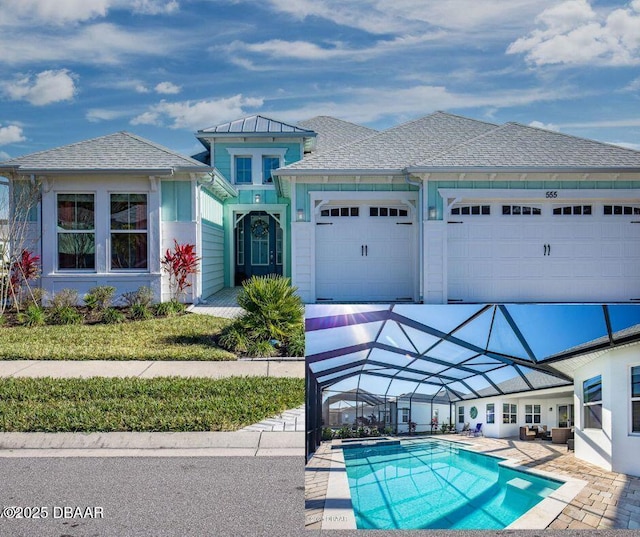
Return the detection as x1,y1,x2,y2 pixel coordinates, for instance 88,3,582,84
305,304,640,456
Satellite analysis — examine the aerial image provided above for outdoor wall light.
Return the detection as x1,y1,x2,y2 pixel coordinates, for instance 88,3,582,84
254,194,261,203
428,206,437,220
297,209,305,221
549,407,553,412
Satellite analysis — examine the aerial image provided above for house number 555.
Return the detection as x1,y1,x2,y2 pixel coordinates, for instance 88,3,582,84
545,191,558,198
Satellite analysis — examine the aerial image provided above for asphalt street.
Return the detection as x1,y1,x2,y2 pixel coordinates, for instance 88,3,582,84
0,456,304,536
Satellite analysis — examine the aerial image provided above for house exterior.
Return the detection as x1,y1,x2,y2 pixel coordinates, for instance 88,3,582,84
1,111,639,304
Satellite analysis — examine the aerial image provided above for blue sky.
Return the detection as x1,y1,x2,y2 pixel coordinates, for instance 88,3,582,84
1,0,640,162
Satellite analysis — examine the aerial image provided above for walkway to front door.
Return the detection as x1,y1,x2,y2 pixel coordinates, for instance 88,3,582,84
188,287,243,318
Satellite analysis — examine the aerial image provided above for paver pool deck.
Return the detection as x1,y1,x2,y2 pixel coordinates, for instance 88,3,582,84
305,435,640,530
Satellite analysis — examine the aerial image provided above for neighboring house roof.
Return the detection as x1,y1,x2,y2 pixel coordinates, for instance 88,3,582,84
0,132,210,174
278,111,498,174
197,115,316,137
410,121,640,172
297,116,378,153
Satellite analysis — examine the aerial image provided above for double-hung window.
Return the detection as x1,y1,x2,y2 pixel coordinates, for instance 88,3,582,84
583,375,602,429
486,404,495,424
503,404,517,424
235,156,252,184
458,406,464,424
401,408,410,423
262,156,280,184
525,404,541,424
632,367,640,433
57,194,95,270
110,194,148,270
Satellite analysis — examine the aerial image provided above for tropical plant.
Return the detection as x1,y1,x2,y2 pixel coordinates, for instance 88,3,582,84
161,240,200,302
17,304,46,327
121,286,154,308
50,288,79,309
102,307,125,324
130,303,153,320
47,306,82,325
155,300,185,317
218,275,304,357
8,249,40,310
321,427,334,441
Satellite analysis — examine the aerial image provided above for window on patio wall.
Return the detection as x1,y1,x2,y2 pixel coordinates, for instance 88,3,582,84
458,406,464,424
110,194,148,270
486,404,495,424
632,366,640,433
57,193,95,270
503,403,517,424
525,404,541,424
583,375,602,429
401,408,409,423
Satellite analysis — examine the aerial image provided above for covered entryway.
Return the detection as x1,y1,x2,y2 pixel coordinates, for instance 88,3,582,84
444,191,640,303
314,198,418,302
234,211,283,283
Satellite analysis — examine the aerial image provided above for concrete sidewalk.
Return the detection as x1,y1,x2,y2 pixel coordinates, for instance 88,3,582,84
0,431,304,457
0,359,304,378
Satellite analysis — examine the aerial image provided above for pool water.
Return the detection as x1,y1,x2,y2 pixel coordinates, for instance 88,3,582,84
343,439,562,530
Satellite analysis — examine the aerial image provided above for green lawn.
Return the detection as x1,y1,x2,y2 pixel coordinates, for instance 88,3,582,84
0,377,305,432
0,314,236,360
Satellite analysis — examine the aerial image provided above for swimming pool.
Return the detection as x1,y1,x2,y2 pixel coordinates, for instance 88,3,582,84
342,438,563,530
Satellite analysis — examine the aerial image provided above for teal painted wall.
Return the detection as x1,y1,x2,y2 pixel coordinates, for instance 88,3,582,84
427,180,639,220
213,142,302,180
294,182,419,221
161,180,192,222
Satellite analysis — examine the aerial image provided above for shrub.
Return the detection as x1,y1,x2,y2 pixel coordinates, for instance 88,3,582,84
102,307,125,324
321,428,334,441
84,286,116,311
130,303,153,320
218,275,304,357
17,304,46,327
336,426,354,439
7,250,40,309
50,288,79,309
122,286,154,308
284,325,305,357
161,241,200,302
0,314,5,326
48,306,82,325
155,300,185,317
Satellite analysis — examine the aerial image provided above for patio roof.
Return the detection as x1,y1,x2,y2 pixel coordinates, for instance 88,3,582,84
306,304,640,402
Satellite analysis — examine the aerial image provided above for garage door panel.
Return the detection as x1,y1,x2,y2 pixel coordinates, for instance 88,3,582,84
447,200,640,303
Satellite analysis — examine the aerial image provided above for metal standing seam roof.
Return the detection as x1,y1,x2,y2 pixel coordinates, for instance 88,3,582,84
305,304,640,403
409,121,640,171
297,116,378,153
196,115,316,136
0,132,211,173
277,111,499,174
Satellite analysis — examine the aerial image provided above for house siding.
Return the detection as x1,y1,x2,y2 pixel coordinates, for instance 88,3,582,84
213,141,302,179
200,189,225,298
161,180,192,222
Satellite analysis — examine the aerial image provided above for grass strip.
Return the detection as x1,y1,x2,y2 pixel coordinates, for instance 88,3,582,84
0,376,304,432
0,314,235,361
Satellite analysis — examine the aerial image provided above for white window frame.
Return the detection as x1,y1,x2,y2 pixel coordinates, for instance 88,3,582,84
226,148,287,186
631,365,640,435
524,404,541,424
583,374,603,430
458,406,464,424
486,403,495,424
56,192,96,272
502,403,517,424
234,156,253,185
109,192,149,272
401,408,410,423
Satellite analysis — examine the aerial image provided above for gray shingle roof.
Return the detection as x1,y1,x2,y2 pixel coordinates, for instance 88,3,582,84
198,115,315,136
279,111,498,174
297,116,377,153
0,132,209,173
411,122,640,170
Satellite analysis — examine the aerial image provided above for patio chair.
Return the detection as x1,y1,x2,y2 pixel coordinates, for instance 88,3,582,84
472,423,483,437
519,426,536,441
460,423,470,435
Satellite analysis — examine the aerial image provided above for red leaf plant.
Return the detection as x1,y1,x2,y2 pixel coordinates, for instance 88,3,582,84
9,249,40,306
161,241,200,302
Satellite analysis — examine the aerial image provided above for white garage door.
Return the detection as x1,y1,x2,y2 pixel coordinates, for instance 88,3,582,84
315,203,417,302
447,201,640,303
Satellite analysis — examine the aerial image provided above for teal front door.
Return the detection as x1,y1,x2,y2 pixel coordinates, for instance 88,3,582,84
235,212,283,284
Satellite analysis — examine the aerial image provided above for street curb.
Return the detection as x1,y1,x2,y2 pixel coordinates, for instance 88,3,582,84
0,431,304,457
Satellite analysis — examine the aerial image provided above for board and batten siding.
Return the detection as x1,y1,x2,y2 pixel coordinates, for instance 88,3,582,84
200,189,224,298
212,141,301,179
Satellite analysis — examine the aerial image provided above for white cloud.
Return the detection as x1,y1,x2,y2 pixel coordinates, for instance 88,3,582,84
86,108,131,122
131,94,264,130
529,121,560,131
155,81,182,94
131,0,179,15
0,150,10,161
269,84,567,125
508,0,640,66
261,0,551,36
0,124,26,145
3,69,77,106
609,141,640,151
0,0,179,25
